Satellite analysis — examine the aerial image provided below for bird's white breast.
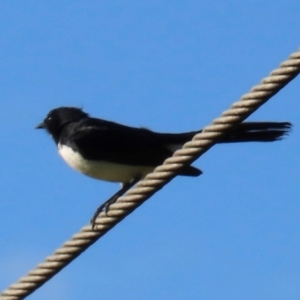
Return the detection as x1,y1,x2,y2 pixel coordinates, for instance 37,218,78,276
58,144,154,183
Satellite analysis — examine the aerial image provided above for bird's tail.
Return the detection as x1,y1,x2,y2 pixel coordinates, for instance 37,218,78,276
219,122,292,143
156,121,291,178
157,121,291,147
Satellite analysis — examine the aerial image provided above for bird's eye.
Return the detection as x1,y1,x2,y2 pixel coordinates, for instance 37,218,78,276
47,116,52,122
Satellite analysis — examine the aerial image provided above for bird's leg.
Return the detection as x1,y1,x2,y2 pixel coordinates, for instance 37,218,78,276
91,177,141,229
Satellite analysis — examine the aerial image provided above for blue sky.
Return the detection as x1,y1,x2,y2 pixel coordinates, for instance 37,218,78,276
1,1,300,299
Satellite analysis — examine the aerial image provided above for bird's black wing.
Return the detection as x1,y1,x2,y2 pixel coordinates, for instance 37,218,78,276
62,118,201,176
64,118,174,166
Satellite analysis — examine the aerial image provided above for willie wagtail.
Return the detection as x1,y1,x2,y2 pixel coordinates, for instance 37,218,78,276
36,107,292,227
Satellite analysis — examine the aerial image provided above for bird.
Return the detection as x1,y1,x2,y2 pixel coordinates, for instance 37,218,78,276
36,107,291,228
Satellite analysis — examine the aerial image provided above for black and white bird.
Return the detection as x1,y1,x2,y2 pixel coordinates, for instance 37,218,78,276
36,107,291,227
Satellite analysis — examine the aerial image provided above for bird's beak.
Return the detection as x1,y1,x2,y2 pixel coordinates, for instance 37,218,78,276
35,122,45,129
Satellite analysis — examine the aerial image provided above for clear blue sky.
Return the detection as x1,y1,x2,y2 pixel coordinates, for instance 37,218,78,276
1,1,300,299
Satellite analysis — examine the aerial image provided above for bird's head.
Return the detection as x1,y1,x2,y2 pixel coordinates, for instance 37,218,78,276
36,107,89,142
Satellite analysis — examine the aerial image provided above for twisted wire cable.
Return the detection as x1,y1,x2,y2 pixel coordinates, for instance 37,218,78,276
1,48,300,300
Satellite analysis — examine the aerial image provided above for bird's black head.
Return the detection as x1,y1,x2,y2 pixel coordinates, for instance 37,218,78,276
36,107,89,143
